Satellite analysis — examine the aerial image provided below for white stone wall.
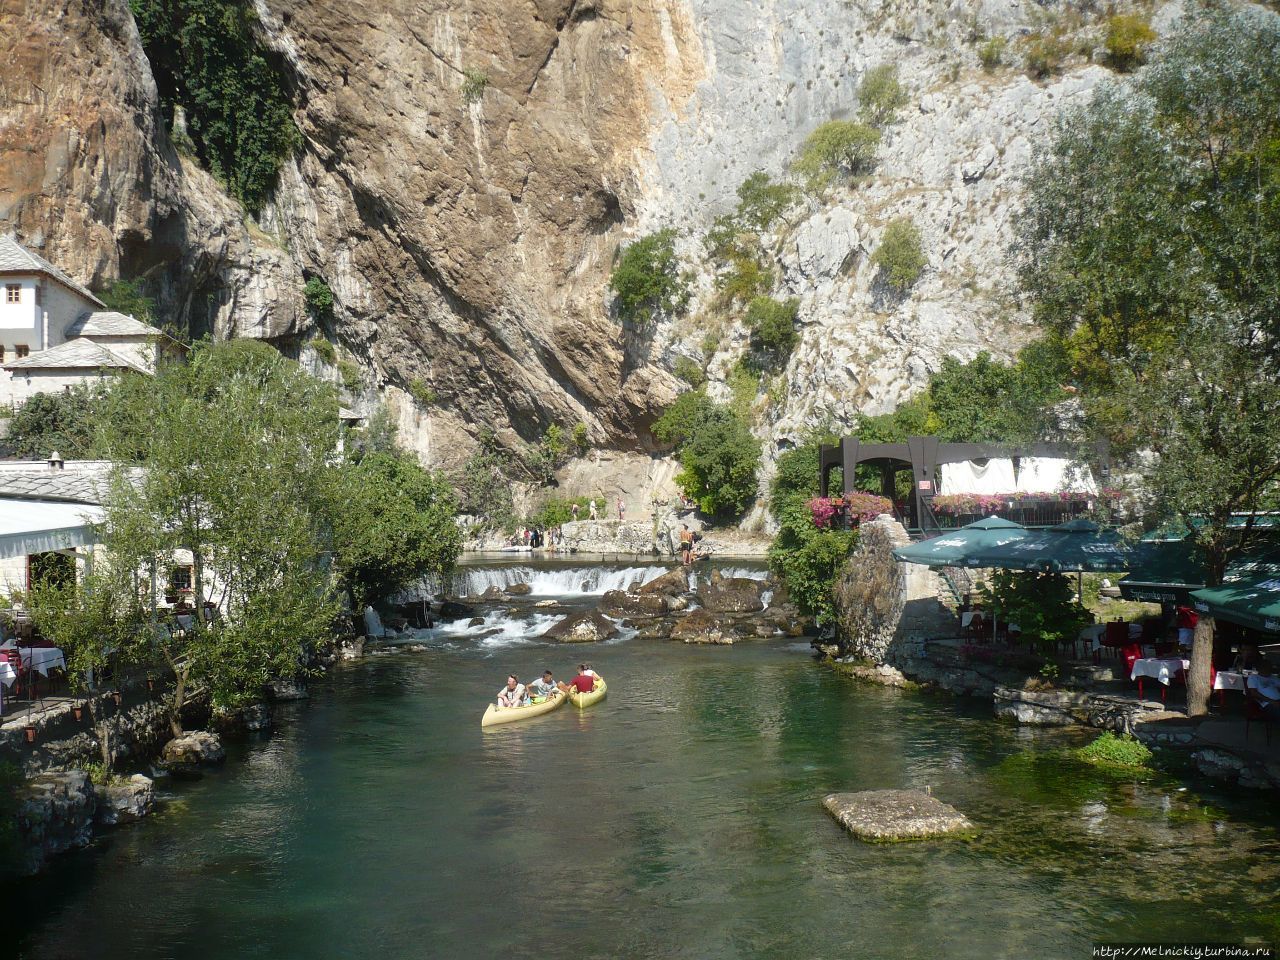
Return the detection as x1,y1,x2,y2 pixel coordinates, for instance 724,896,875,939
0,277,41,336
1,368,116,411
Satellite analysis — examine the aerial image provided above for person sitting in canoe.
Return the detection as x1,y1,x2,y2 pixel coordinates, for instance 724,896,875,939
497,674,526,708
559,664,597,695
527,670,558,701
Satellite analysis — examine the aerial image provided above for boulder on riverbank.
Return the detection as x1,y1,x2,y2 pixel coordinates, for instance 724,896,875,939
670,609,735,644
542,610,618,643
697,571,765,613
823,790,975,842
95,774,155,826
162,730,226,771
599,589,668,618
18,771,96,873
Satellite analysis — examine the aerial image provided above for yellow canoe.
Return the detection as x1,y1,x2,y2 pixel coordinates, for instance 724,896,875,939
568,676,607,709
481,689,567,728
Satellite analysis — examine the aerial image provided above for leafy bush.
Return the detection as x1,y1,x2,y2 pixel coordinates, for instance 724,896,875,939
408,378,438,406
303,278,335,321
337,359,362,394
726,359,762,420
529,424,569,484
571,423,590,453
745,296,799,365
978,36,1007,71
872,218,927,291
716,247,771,307
462,68,490,103
769,434,838,514
768,492,855,622
4,386,100,459
456,429,517,530
310,338,337,366
858,64,909,127
1022,31,1070,79
673,356,706,387
654,390,759,517
1104,14,1156,71
1075,732,1153,769
609,229,690,324
131,0,300,212
982,570,1091,654
99,278,156,323
526,494,603,529
734,171,801,231
793,120,881,189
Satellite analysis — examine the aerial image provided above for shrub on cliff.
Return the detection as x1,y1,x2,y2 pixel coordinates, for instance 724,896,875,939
609,229,690,324
872,218,927,292
769,494,855,624
978,36,1007,72
734,172,801,232
1022,30,1070,79
793,121,881,189
745,296,799,367
1104,14,1156,72
131,0,300,213
858,64,909,127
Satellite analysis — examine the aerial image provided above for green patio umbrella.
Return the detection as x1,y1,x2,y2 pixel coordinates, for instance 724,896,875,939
965,519,1134,574
1119,540,1280,605
1191,563,1280,634
892,516,1028,568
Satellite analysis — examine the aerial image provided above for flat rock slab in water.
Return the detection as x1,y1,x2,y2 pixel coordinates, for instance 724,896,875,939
823,790,974,842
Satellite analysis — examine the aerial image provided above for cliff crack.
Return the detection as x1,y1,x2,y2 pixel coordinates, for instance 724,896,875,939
525,0,579,98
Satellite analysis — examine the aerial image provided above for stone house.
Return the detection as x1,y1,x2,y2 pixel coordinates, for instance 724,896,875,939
0,235,177,410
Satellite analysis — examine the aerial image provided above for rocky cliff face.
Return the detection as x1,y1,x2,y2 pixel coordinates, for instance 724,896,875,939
0,0,1147,470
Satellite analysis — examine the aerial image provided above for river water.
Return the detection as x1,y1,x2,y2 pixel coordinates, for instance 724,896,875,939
10,563,1280,959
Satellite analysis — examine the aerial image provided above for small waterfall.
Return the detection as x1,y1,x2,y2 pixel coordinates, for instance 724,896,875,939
449,565,672,598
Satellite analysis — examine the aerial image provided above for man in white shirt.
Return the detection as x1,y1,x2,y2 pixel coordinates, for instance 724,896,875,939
527,670,558,700
497,675,526,708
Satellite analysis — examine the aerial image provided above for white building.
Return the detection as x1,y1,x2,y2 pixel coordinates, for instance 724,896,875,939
0,235,175,409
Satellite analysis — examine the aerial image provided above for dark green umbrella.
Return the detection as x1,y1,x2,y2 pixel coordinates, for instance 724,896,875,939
1119,540,1280,605
965,518,1133,574
1191,560,1280,634
892,516,1028,568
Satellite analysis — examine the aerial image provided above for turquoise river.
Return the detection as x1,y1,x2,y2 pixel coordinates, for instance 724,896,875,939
8,566,1280,959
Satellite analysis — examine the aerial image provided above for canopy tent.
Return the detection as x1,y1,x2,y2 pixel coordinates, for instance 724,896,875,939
937,457,1098,496
892,516,1027,568
1192,571,1280,634
0,498,103,560
1118,540,1280,605
965,519,1133,573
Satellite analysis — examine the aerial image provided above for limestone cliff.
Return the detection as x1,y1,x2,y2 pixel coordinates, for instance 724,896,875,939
0,0,1155,471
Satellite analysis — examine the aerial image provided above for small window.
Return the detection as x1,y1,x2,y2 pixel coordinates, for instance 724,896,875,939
14,345,28,359
169,566,193,592
4,285,19,304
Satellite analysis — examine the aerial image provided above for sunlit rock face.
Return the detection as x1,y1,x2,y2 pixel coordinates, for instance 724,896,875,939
1,0,1127,470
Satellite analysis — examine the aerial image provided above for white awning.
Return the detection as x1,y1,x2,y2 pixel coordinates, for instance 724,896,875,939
0,499,103,559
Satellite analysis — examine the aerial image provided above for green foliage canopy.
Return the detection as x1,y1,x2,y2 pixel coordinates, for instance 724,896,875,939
3,386,101,459
793,121,881,189
858,64,908,127
872,218,927,291
653,390,760,518
609,229,690,324
130,0,299,212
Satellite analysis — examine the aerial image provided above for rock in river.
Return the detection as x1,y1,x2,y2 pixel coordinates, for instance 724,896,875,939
670,609,735,644
162,730,227,770
697,572,765,613
823,790,975,842
506,583,532,595
599,590,668,619
542,610,618,643
96,775,155,826
636,567,690,597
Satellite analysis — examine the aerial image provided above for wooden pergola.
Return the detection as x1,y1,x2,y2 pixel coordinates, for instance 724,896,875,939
818,436,1110,531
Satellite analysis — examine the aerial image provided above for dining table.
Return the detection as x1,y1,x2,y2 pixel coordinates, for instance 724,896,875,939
1130,657,1191,701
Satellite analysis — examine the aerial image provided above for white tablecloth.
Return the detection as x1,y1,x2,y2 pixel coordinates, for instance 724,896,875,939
0,661,15,688
0,643,67,676
1131,658,1190,686
1213,670,1251,692
961,612,985,628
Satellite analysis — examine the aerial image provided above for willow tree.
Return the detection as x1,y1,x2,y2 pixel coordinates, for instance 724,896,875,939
97,340,341,733
1017,2,1280,714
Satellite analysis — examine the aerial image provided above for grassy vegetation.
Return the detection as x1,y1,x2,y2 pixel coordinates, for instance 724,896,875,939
673,356,706,387
310,338,337,366
1074,732,1154,770
1104,14,1156,71
461,68,490,103
978,36,1007,71
408,378,438,406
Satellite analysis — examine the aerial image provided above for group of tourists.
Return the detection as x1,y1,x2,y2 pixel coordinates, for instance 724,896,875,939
496,663,598,707
567,499,626,522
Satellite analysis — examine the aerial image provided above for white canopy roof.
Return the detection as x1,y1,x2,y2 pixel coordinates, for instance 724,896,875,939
938,457,1098,496
0,498,103,559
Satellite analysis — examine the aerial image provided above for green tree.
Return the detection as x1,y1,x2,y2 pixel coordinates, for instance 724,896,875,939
1016,2,1280,715
96,340,341,733
609,229,690,324
859,64,908,127
768,492,855,623
304,278,335,322
99,278,156,323
130,0,299,212
734,172,801,231
926,348,1068,443
793,120,881,189
3,386,101,459
329,453,461,609
872,218,926,291
456,429,517,530
653,390,760,517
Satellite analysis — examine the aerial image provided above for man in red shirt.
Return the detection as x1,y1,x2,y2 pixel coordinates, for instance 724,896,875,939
560,663,596,694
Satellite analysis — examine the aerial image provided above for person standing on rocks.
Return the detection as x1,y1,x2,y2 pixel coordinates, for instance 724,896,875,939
589,499,598,520
571,502,580,521
617,498,625,521
679,525,694,566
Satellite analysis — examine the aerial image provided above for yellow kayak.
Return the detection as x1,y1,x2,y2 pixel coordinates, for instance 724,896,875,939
568,676,607,709
481,689,567,728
